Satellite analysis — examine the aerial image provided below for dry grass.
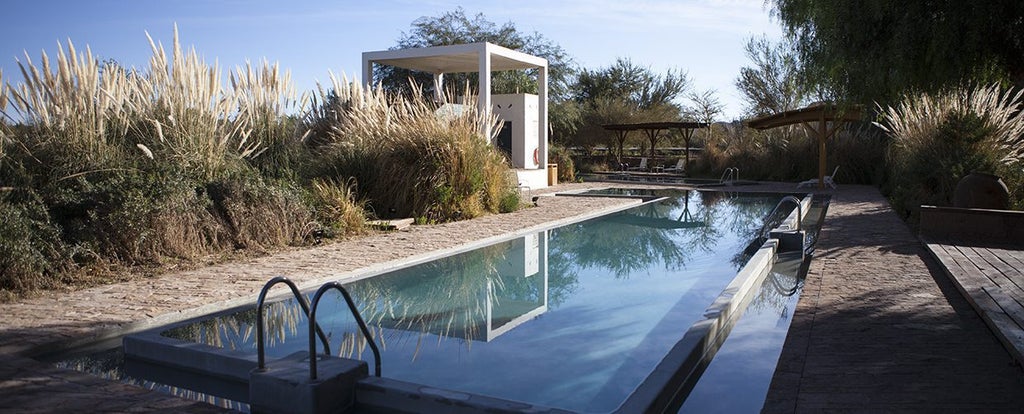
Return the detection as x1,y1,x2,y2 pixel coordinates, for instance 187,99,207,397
307,74,518,221
879,84,1024,167
310,177,367,236
1,68,7,160
878,84,1024,219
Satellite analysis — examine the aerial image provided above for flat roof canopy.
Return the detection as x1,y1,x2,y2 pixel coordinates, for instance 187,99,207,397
362,42,547,74
361,42,550,173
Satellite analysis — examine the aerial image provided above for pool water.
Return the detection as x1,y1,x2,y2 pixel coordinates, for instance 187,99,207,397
53,189,817,413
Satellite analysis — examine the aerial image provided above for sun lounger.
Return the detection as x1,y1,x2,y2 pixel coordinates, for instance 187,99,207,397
798,165,839,189
663,159,684,173
627,157,649,172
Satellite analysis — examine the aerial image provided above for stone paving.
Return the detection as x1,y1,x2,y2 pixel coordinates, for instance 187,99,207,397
762,185,1024,412
3,181,1024,413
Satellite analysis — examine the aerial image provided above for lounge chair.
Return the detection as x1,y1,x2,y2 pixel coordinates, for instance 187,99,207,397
798,166,839,189
627,157,649,172
663,159,685,173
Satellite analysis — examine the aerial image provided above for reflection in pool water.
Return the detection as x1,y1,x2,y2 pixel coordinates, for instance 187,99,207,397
60,189,808,413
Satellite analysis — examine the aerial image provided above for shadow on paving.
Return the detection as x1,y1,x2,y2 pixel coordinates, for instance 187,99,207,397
763,186,1024,413
0,355,232,413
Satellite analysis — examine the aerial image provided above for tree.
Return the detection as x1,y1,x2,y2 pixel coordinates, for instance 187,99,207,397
685,89,724,142
569,58,690,160
771,0,1024,105
573,58,689,110
735,36,807,117
375,8,575,101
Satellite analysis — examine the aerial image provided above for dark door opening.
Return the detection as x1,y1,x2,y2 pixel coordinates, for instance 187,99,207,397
496,121,513,161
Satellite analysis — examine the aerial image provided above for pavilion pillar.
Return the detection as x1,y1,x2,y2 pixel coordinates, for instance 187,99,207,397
361,58,373,88
478,47,492,141
538,65,548,169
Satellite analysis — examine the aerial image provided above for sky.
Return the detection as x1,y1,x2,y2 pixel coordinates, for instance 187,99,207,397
0,0,783,120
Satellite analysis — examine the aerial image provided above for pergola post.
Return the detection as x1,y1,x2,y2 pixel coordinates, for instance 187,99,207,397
642,128,663,158
681,127,695,174
362,60,373,88
817,111,827,189
747,104,862,191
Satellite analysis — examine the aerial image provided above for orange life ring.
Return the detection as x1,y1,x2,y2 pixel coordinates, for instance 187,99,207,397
533,148,540,166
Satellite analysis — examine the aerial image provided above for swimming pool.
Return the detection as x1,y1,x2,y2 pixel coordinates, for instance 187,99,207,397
54,189,813,413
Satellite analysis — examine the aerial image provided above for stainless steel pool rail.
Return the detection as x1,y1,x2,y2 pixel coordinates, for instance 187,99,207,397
255,276,332,370
759,195,803,238
309,282,382,379
720,167,740,184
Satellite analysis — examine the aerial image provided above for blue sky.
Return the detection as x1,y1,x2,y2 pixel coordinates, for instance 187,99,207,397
0,0,782,119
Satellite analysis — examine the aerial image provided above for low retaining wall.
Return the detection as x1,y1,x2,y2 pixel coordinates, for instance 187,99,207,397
919,205,1024,244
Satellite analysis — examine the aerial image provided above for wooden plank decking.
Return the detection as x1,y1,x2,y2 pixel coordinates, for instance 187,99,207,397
924,241,1024,367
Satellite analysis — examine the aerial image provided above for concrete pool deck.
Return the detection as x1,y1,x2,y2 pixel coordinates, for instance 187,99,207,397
2,182,1023,412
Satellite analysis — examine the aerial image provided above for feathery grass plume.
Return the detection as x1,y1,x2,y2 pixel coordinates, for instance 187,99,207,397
231,59,308,174
878,84,1024,219
0,68,7,159
131,25,251,179
879,84,1024,166
6,40,128,175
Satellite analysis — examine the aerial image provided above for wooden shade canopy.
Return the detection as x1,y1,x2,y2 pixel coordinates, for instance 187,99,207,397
746,104,863,189
601,121,710,173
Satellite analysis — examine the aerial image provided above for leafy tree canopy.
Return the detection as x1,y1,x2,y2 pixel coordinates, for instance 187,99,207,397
572,58,690,111
374,8,575,101
735,36,807,117
771,0,1024,104
567,58,690,157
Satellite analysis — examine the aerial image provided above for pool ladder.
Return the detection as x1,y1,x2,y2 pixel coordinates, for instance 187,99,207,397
720,167,740,184
255,277,382,380
758,195,803,239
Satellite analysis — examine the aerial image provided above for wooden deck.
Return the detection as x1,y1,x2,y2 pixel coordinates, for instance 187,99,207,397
924,240,1024,367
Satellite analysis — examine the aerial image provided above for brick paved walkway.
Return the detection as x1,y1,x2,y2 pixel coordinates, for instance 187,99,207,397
763,185,1024,412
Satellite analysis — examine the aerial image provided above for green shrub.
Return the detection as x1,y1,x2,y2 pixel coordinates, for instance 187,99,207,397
0,192,69,298
879,84,1024,222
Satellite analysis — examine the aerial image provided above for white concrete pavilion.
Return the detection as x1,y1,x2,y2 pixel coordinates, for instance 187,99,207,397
362,42,550,188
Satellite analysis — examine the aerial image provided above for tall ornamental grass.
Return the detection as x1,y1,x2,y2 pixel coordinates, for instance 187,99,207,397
0,27,524,299
693,122,887,185
0,29,336,298
879,84,1024,221
305,73,519,222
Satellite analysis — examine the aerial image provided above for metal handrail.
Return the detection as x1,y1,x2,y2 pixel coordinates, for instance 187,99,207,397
309,282,381,379
759,195,803,238
255,276,332,370
720,167,740,183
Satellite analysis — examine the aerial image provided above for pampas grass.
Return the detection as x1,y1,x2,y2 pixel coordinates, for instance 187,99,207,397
878,84,1024,220
306,74,518,221
879,84,1024,167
